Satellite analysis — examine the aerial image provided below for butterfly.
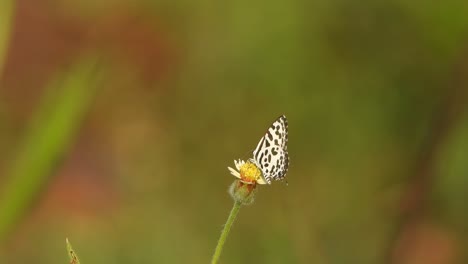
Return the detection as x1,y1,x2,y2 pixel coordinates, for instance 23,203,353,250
228,115,289,185
249,115,289,184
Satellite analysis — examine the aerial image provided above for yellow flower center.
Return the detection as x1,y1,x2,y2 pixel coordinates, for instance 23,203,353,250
239,162,262,184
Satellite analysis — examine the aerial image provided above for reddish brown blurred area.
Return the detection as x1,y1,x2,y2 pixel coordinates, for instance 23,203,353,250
2,0,177,121
392,221,459,264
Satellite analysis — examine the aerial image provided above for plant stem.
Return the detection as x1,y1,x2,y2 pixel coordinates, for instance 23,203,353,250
211,201,242,264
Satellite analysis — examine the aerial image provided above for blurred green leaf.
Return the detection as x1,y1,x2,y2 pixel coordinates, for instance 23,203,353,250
0,57,100,241
435,110,468,226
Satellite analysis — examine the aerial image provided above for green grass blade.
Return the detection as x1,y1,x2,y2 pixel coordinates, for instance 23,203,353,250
66,238,81,264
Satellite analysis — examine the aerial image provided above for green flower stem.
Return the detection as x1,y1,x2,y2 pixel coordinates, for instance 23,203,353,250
211,200,242,264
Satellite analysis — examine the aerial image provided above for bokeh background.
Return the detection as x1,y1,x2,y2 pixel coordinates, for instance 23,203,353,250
1,1,468,263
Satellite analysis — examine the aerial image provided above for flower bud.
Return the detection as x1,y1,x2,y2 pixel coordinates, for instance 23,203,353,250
229,180,257,205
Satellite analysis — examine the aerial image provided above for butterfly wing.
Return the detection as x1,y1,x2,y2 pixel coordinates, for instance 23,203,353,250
252,115,289,183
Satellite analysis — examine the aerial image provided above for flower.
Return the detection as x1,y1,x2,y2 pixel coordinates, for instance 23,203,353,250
227,159,267,185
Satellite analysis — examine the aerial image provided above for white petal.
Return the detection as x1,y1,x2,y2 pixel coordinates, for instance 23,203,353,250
228,167,241,178
234,159,245,170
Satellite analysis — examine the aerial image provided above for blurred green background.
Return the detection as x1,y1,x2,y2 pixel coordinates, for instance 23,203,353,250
1,0,468,263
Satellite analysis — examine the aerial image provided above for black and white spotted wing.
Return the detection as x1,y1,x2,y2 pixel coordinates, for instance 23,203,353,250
252,115,289,184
